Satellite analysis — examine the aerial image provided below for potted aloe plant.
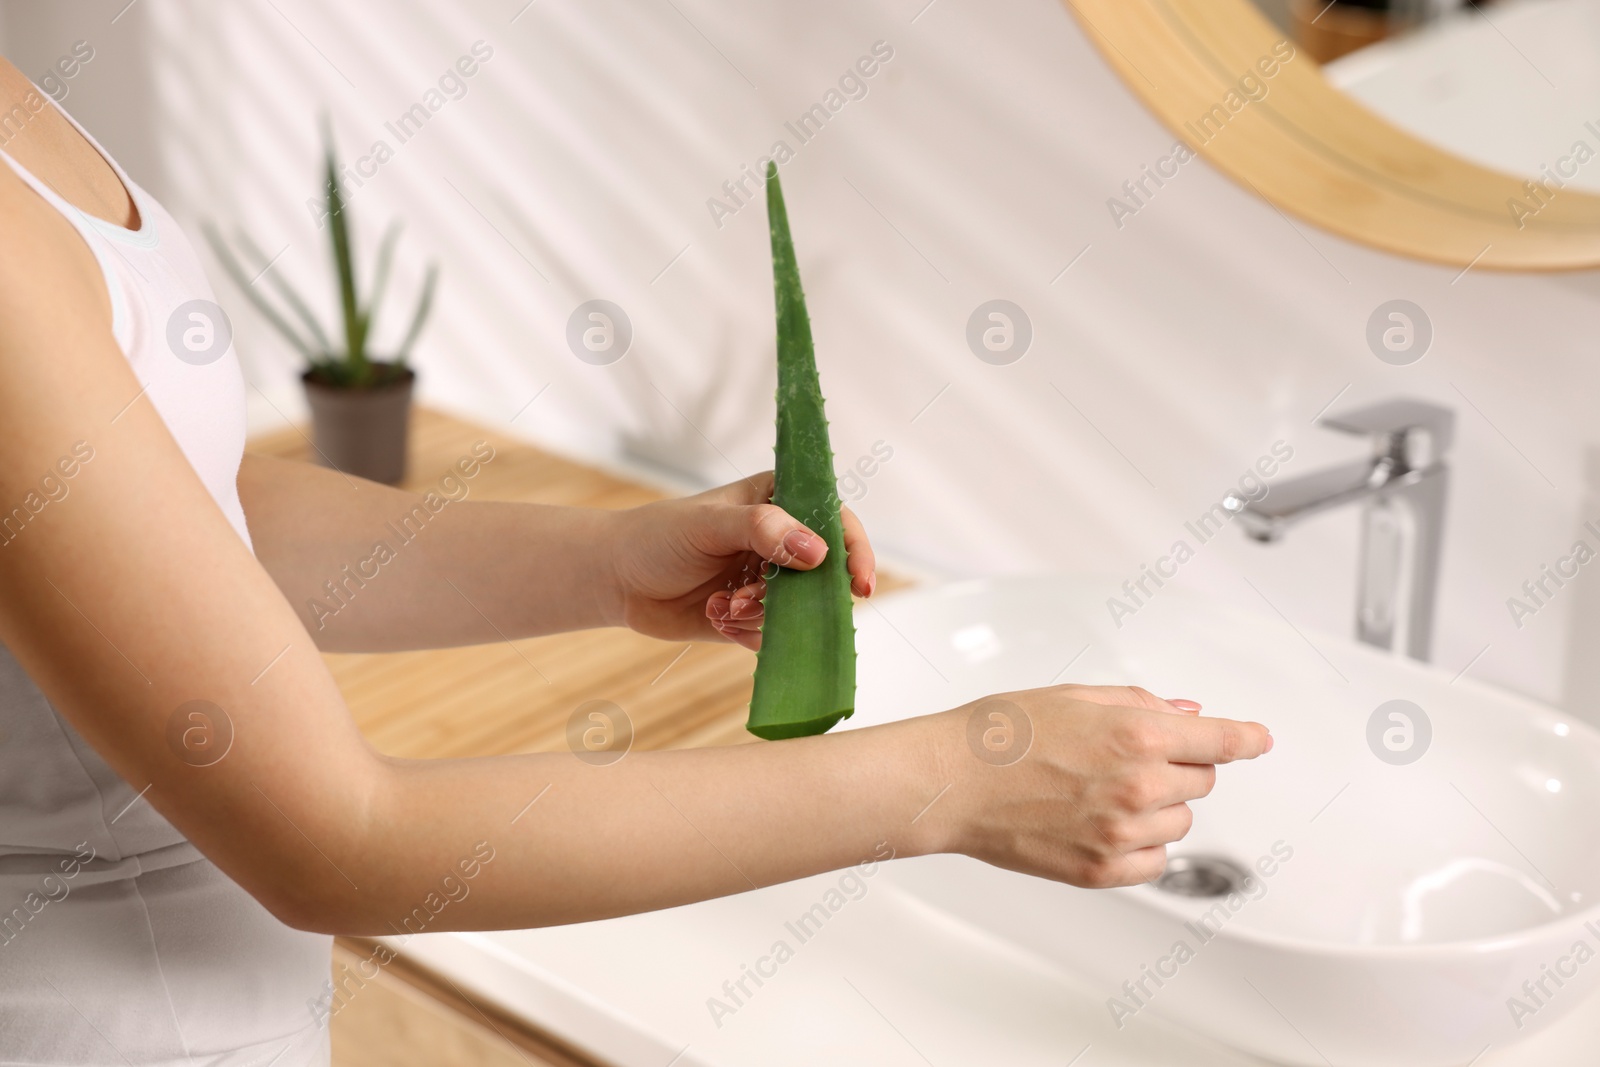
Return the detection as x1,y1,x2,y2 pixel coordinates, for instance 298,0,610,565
206,121,437,485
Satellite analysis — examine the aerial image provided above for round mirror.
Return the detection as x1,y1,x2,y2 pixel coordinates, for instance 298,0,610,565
1068,0,1600,269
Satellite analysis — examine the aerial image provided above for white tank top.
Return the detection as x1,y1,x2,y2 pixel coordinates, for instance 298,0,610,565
0,93,332,1065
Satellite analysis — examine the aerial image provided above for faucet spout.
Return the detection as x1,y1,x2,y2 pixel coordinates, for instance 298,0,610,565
1229,458,1396,542
1233,398,1455,662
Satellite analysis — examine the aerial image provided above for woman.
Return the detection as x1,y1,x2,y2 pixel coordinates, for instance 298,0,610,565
0,55,1270,1066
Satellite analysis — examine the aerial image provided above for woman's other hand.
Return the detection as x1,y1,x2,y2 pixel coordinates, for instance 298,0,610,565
928,685,1272,888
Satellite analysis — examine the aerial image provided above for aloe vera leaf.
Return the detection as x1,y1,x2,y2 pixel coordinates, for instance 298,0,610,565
232,227,333,355
201,222,316,360
394,263,439,365
746,164,856,741
363,221,403,340
321,120,366,381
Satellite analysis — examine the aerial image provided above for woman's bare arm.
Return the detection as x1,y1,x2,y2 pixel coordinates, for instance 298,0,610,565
238,452,621,651
0,164,937,931
0,163,1270,937
239,451,879,654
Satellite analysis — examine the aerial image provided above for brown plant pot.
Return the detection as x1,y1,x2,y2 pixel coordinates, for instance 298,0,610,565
301,364,415,485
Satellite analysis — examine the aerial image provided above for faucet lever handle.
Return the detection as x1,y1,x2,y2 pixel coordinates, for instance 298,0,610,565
1319,398,1454,469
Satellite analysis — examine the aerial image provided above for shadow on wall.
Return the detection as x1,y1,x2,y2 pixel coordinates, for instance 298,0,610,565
0,0,164,197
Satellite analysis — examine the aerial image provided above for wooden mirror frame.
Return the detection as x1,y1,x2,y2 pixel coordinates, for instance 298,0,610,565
1065,0,1600,271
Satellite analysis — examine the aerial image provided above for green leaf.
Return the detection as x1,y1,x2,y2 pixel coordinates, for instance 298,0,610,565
201,221,315,360
746,164,856,741
322,116,366,382
394,263,438,365
230,227,332,356
363,221,403,350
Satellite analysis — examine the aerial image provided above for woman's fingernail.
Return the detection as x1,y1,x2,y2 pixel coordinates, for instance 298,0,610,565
866,573,877,598
1265,734,1275,753
729,597,761,619
782,529,825,565
1167,698,1202,712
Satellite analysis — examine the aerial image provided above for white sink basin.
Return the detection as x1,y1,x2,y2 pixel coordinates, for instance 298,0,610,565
845,576,1600,1067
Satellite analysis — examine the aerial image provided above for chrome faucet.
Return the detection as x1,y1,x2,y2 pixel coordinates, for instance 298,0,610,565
1228,399,1454,662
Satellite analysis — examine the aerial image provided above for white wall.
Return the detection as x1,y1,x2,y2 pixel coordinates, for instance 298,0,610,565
0,1,162,186
3,0,1597,712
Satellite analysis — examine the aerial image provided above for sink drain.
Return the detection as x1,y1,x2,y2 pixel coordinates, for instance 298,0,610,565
1154,855,1253,898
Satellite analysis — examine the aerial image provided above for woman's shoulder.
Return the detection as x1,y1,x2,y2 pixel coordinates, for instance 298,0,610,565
0,156,116,339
